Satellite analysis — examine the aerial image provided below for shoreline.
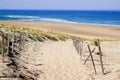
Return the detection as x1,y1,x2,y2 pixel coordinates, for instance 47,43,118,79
0,20,120,39
1,20,120,28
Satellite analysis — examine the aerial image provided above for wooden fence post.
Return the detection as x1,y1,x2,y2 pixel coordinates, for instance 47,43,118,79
75,40,78,52
1,31,5,62
97,39,105,75
12,32,15,53
78,41,80,53
80,39,84,57
73,39,75,47
22,33,24,49
83,48,95,65
88,45,97,74
7,34,10,55
19,32,22,51
22,33,25,48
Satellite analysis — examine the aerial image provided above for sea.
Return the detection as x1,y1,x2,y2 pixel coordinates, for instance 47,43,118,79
0,10,120,27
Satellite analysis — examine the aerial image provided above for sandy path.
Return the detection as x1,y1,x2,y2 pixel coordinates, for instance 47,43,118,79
17,40,92,80
40,40,88,80
13,40,120,80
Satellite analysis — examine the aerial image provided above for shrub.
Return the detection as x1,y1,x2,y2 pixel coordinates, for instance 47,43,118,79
36,36,44,42
4,33,8,40
58,35,67,41
93,39,98,46
28,35,36,41
47,36,58,41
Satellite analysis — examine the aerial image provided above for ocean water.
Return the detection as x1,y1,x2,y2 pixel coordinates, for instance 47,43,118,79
0,10,120,27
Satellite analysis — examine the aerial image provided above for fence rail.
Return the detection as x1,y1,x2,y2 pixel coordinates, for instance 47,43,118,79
73,39,105,75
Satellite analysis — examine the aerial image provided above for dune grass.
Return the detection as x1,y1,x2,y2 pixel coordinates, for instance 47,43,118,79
0,24,72,41
1,24,119,42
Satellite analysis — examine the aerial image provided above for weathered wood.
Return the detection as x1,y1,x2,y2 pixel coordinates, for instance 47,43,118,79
80,39,83,56
19,33,23,51
12,32,15,53
79,40,82,56
75,40,78,51
22,33,26,48
74,40,84,55
78,41,80,53
75,41,77,50
81,39,84,58
75,40,77,47
88,45,97,74
97,39,105,75
77,41,79,53
83,48,95,65
73,39,75,47
1,31,5,62
21,33,24,47
7,34,10,55
15,32,18,52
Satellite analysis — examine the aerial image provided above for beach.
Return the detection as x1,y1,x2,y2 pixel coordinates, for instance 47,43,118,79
0,21,120,80
0,1,120,80
0,21,120,39
1,39,120,80
18,40,120,80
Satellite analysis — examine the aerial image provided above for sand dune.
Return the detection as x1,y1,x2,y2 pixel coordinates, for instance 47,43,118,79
0,21,120,80
0,21,120,39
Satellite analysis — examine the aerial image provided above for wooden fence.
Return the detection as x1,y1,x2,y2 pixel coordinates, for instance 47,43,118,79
0,27,105,77
73,39,105,75
0,29,26,63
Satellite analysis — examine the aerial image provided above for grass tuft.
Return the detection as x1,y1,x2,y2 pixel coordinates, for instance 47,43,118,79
36,36,45,42
93,39,98,46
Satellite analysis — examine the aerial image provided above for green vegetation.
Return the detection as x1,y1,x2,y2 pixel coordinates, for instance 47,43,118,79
0,24,72,41
93,39,99,46
1,24,118,42
36,36,45,42
4,33,8,40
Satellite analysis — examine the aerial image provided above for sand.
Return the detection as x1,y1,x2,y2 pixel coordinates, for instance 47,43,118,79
0,21,120,80
0,21,120,39
12,40,120,80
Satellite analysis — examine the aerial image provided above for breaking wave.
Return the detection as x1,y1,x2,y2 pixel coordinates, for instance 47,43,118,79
4,15,79,24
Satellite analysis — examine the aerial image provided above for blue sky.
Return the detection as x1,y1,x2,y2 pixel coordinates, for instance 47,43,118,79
0,0,120,10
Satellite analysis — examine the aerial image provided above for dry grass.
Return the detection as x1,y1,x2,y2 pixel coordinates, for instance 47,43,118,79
1,24,119,42
0,24,72,41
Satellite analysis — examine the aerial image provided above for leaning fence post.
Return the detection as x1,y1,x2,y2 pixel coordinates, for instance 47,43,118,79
83,48,95,65
97,39,105,75
88,45,97,74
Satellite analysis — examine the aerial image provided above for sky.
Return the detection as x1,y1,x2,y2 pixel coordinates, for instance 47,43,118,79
0,0,120,10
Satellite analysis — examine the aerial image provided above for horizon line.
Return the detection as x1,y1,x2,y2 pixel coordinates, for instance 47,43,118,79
0,9,120,11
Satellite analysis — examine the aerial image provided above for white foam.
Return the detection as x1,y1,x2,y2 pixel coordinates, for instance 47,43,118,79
5,15,120,27
79,22,120,28
4,15,79,24
4,15,40,19
39,18,79,24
